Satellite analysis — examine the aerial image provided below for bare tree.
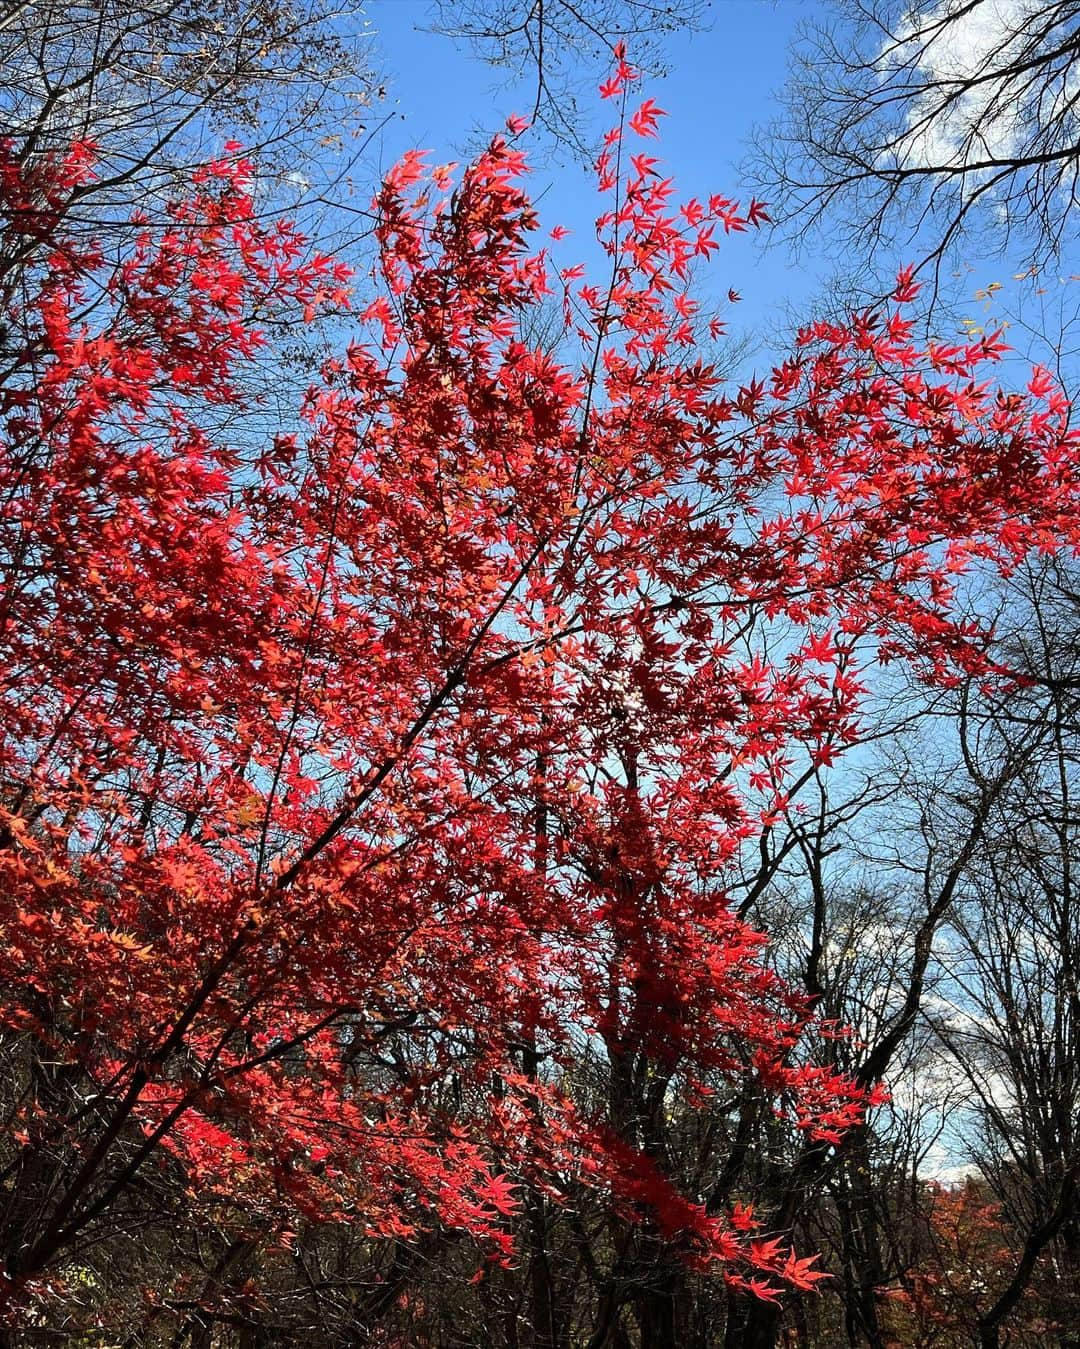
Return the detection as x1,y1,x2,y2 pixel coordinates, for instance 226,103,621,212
1,0,379,226
923,560,1080,1349
430,0,707,154
749,0,1080,291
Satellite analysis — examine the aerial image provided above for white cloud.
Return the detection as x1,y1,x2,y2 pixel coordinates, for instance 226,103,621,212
881,0,1077,177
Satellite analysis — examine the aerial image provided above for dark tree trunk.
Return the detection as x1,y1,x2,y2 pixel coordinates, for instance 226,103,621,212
724,1291,783,1349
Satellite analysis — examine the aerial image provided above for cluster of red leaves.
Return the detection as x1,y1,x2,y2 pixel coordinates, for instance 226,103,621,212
1,60,1079,1307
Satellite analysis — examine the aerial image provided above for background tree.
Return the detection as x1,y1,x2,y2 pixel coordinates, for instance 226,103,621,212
0,0,379,232
919,560,1080,1349
749,0,1080,295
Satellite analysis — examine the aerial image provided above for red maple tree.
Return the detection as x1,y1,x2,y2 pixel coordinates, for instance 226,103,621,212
1,56,1078,1322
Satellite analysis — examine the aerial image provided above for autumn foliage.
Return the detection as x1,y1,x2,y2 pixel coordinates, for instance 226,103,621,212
878,1181,1062,1348
1,55,1079,1330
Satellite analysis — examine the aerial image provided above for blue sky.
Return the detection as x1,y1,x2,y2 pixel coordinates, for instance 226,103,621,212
344,1,1080,391
361,1,825,359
